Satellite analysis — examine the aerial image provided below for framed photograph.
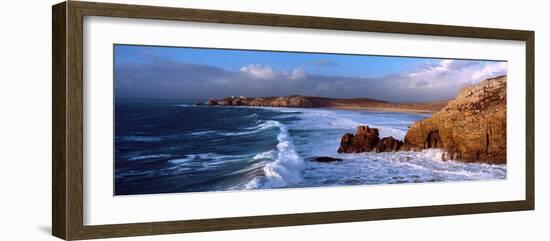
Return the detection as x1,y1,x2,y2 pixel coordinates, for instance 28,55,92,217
52,1,534,240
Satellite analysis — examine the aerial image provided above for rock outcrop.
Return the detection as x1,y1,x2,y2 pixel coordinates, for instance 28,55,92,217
336,75,507,164
337,126,380,153
337,126,403,153
403,76,507,164
373,137,403,152
309,156,344,162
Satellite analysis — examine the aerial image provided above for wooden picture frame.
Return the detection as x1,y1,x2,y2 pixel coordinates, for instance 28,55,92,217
52,1,534,240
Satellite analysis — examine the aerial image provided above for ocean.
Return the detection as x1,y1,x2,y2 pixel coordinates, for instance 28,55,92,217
114,99,506,195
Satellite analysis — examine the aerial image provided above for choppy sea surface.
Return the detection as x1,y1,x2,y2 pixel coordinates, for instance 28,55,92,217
114,99,506,195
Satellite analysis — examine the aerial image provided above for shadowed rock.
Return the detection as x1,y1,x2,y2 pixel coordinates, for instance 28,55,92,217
399,142,422,152
309,156,344,163
337,126,380,153
374,137,403,152
337,126,405,153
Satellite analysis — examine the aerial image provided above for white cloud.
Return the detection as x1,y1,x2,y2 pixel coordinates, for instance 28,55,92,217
397,60,506,89
288,68,306,80
240,64,276,80
434,59,453,71
470,62,508,81
240,64,307,82
405,60,453,78
118,57,507,102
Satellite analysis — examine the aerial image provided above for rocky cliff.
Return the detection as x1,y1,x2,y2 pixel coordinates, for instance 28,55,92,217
338,75,507,164
404,76,507,164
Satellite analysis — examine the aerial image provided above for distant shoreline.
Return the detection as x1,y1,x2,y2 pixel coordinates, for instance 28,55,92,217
330,106,435,114
199,104,436,114
200,95,448,113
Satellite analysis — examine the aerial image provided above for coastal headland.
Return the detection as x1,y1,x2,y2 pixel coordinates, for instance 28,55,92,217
337,75,507,164
200,95,448,113
200,75,507,164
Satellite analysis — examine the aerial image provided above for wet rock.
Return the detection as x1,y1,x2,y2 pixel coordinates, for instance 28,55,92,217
399,142,421,152
309,156,344,162
337,126,380,153
373,137,403,152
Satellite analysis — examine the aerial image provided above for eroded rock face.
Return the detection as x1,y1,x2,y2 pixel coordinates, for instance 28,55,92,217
374,137,403,152
337,126,404,153
338,126,380,153
404,76,507,164
399,142,422,152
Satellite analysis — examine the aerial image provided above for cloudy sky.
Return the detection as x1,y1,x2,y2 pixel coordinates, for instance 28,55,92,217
114,44,507,103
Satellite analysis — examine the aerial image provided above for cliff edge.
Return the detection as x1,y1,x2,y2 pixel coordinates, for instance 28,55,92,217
338,75,507,164
404,75,507,163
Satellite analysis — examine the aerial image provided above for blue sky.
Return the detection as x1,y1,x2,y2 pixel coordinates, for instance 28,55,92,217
115,45,431,78
114,44,507,102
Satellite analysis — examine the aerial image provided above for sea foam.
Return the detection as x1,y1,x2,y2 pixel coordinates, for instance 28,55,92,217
245,120,304,189
221,120,281,136
281,108,412,140
128,154,172,161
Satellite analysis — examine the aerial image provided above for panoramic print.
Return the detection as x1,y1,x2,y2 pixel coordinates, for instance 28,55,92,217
114,44,507,195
